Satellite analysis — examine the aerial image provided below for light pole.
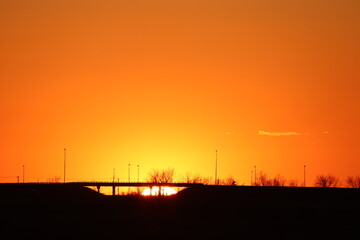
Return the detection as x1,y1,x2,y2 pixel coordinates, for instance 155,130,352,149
215,150,218,185
128,164,131,182
304,165,306,187
137,165,139,182
113,168,115,183
251,170,253,186
128,164,131,194
23,165,25,183
254,166,256,186
64,148,66,183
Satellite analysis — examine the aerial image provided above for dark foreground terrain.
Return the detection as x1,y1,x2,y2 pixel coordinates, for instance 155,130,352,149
0,184,359,240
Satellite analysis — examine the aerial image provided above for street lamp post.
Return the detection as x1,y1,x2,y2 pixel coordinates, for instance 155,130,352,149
64,148,66,183
215,150,218,185
128,164,131,182
254,166,257,186
304,165,306,187
137,165,139,182
113,168,115,183
128,164,131,194
251,170,253,186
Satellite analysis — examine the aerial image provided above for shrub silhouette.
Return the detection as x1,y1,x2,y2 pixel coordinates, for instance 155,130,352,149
254,172,286,186
314,174,339,188
254,171,270,186
218,176,237,185
46,176,61,183
179,172,211,184
271,175,287,187
288,179,298,187
147,168,175,183
347,175,360,188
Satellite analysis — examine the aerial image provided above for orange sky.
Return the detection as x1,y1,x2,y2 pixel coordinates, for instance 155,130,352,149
1,0,359,186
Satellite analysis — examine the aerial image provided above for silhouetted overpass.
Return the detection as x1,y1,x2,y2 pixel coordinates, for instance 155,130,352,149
67,181,204,195
0,182,204,196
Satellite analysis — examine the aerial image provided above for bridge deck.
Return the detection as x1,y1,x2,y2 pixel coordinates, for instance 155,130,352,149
0,182,203,195
67,182,204,188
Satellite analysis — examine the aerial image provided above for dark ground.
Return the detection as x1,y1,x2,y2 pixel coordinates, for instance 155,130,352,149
0,184,359,240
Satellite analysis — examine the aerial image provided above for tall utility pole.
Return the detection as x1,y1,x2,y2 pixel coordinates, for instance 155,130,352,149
254,166,257,186
251,171,253,186
128,164,131,194
113,168,115,183
64,148,66,183
128,164,131,182
23,165,25,183
137,165,140,182
304,165,306,187
215,150,218,185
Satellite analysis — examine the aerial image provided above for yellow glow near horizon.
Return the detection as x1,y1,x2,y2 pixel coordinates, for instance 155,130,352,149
142,187,177,196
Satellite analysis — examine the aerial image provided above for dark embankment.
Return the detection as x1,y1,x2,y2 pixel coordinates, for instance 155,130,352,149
1,184,359,239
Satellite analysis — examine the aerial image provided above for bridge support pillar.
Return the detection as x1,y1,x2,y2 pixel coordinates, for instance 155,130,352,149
97,186,100,193
112,185,116,196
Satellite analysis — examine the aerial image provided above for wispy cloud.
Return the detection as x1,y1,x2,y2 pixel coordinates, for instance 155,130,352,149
258,130,308,136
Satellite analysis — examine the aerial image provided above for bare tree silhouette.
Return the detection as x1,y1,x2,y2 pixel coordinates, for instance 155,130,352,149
179,172,211,184
179,172,193,183
218,176,237,185
147,168,175,183
46,176,61,183
271,175,287,187
346,175,360,188
253,172,288,187
314,174,339,188
255,171,272,186
288,179,299,187
200,177,212,185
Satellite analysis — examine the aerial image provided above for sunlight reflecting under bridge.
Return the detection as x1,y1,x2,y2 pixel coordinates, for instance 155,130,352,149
142,186,177,196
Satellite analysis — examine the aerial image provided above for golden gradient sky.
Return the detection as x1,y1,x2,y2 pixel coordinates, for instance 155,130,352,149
1,0,359,185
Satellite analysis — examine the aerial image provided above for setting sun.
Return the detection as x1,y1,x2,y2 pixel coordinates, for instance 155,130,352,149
142,187,177,196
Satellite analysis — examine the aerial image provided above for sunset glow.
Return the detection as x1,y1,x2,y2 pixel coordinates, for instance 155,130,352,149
0,1,359,186
142,187,177,196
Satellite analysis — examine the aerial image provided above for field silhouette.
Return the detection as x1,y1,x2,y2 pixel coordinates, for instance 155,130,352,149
1,184,359,239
